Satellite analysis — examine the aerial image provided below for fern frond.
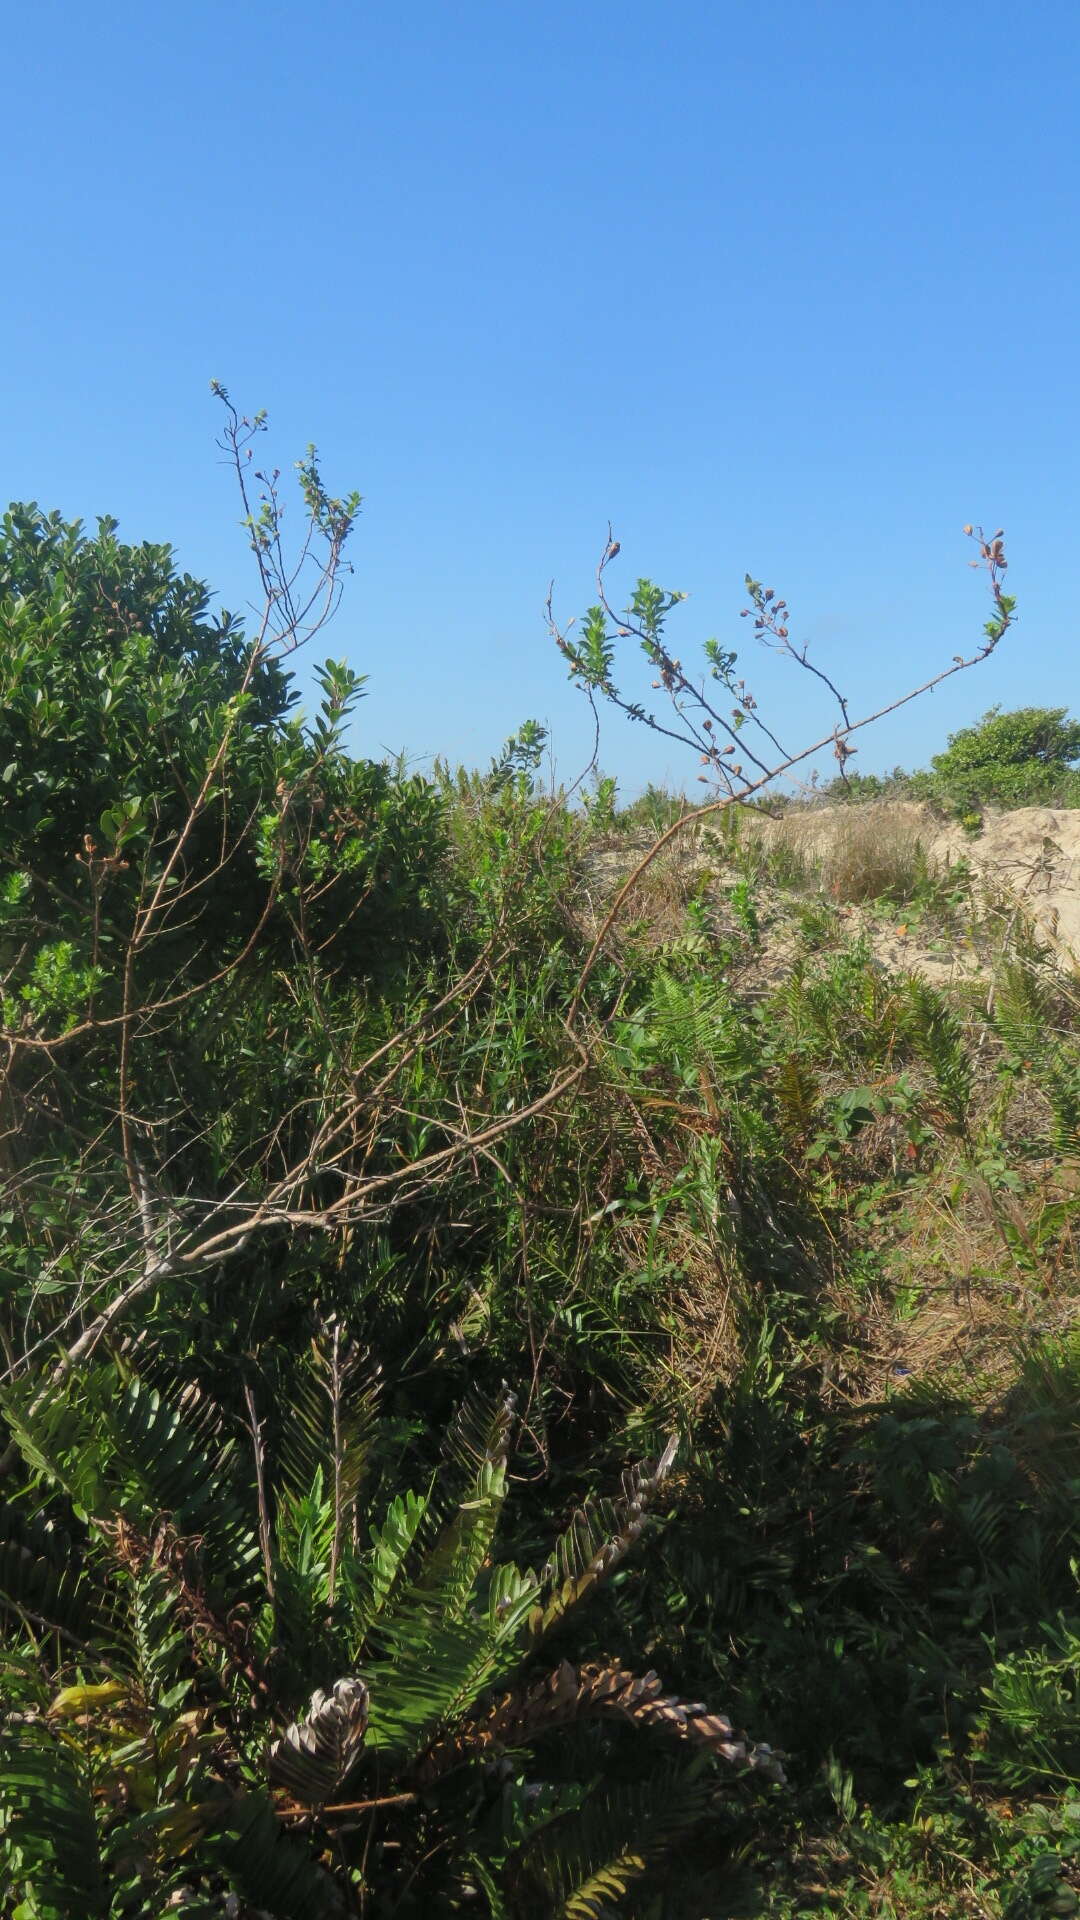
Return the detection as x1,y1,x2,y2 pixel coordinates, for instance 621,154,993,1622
441,1382,517,1483
362,1388,514,1632
273,1467,340,1633
0,1368,105,1512
561,1853,646,1920
1008,1330,1080,1495
105,1376,261,1595
980,1617,1080,1789
208,1788,347,1917
362,1478,521,1761
415,1454,509,1625
646,968,749,1083
364,1486,433,1621
363,1613,501,1767
279,1318,380,1603
904,977,973,1133
992,959,1080,1153
510,1764,721,1920
416,1659,784,1785
1041,1054,1080,1156
92,1508,272,1715
268,1676,369,1806
486,1559,542,1644
774,1049,822,1141
529,1436,678,1642
0,1500,110,1652
0,1718,109,1916
127,1560,192,1716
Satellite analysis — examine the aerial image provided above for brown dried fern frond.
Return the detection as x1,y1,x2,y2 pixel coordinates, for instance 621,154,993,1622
414,1658,784,1786
268,1676,370,1807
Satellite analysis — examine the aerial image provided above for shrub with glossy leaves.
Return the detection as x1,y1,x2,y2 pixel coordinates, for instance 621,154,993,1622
927,705,1080,810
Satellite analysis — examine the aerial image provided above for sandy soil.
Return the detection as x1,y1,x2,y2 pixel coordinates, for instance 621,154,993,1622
580,803,1080,989
765,802,1080,961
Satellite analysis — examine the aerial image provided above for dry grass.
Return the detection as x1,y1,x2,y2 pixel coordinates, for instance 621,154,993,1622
761,808,934,905
576,835,714,952
840,1153,1080,1405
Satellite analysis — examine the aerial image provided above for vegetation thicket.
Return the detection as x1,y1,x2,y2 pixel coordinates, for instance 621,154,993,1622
2,400,1079,1920
815,705,1080,815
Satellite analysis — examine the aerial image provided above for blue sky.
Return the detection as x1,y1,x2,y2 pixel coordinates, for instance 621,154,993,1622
5,0,1078,795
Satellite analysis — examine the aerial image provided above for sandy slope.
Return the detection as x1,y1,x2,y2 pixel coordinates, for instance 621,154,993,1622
772,803,1080,959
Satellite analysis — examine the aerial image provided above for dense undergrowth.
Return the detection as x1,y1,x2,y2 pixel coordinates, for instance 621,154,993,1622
806,703,1080,817
0,464,1078,1918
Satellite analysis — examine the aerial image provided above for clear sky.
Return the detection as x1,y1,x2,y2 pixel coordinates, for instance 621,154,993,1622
5,0,1078,795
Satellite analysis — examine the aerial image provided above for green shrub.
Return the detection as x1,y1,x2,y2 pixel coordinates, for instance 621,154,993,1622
928,706,1080,811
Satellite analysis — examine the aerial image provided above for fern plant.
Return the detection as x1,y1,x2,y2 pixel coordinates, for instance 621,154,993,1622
979,1613,1080,1789
994,956,1080,1157
0,1327,781,1917
903,976,974,1137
